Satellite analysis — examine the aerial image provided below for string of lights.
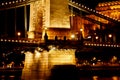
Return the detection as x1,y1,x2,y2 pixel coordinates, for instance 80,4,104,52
0,0,39,10
69,1,120,23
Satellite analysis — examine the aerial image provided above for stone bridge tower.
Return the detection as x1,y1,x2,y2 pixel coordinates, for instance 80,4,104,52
27,0,71,40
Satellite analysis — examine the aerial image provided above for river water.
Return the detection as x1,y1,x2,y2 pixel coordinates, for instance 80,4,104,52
1,48,120,80
0,75,120,80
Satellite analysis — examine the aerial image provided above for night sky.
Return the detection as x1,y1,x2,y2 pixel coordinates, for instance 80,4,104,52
0,5,30,38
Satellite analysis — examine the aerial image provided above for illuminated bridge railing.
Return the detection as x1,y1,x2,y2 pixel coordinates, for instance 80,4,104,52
0,38,44,44
84,42,120,48
69,1,120,23
0,0,39,10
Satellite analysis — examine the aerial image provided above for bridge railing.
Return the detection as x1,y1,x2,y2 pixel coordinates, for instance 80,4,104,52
69,1,120,24
0,0,39,10
0,38,44,44
84,41,120,48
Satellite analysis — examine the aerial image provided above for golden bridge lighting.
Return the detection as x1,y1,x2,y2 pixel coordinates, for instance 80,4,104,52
95,36,99,40
17,32,21,37
71,34,75,39
108,34,112,38
80,28,83,32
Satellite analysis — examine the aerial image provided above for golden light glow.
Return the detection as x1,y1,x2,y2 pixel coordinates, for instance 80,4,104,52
80,28,83,31
71,34,75,39
95,36,99,40
108,34,112,38
22,49,76,80
112,76,119,80
48,49,76,68
27,31,34,38
93,76,98,80
17,32,21,36
50,0,70,28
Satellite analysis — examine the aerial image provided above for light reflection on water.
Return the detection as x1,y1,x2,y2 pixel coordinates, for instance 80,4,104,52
0,75,120,80
79,76,120,80
1,49,120,80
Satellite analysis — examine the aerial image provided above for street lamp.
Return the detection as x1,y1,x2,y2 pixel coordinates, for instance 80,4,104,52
108,34,112,43
95,36,99,40
71,34,75,39
17,32,21,38
80,28,83,32
80,28,83,40
108,34,112,38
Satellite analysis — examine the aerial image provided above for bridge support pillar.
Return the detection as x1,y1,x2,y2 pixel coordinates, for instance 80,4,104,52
28,0,71,39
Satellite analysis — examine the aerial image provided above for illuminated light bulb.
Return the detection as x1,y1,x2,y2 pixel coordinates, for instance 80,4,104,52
19,40,22,42
80,28,83,31
97,44,99,46
26,40,28,43
87,8,89,10
9,2,11,4
108,3,110,5
5,2,8,5
8,40,11,42
115,19,117,21
100,13,104,15
16,1,18,3
82,5,84,7
96,11,98,13
1,39,3,41
95,36,99,40
76,3,78,5
85,43,87,45
71,34,75,39
12,1,15,3
12,40,14,42
19,0,22,2
90,9,92,11
79,4,81,6
105,15,109,17
114,45,116,47
117,45,119,47
15,40,18,42
93,76,98,80
73,1,75,3
111,45,113,47
4,39,7,41
23,40,25,43
100,44,102,46
93,10,96,12
94,44,96,46
2,3,4,5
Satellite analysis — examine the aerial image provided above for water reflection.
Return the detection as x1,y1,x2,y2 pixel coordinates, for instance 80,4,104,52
79,76,120,80
22,48,76,80
1,46,120,80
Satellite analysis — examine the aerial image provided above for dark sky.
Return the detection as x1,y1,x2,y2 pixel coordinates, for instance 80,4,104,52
0,5,30,38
